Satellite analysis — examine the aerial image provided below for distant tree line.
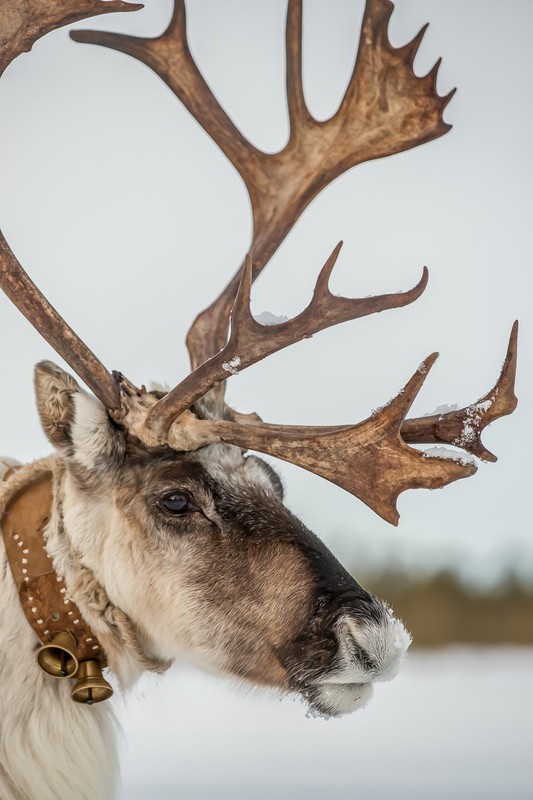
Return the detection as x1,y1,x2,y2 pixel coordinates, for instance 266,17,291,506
358,569,533,647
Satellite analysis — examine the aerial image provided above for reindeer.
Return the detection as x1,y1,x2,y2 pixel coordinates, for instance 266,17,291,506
0,1,518,799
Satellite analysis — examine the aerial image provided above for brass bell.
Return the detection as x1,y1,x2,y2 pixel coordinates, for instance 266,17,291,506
71,660,113,704
36,631,78,678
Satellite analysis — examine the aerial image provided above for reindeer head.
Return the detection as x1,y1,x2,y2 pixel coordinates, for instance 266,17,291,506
33,359,410,716
0,0,517,717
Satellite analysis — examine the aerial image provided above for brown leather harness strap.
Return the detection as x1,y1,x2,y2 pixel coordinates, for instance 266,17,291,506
1,470,106,666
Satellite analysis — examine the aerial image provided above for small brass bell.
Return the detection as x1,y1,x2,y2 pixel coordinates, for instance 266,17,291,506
36,631,78,678
71,660,113,704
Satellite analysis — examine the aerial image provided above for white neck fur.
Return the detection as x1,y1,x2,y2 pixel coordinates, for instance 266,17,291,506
0,457,134,800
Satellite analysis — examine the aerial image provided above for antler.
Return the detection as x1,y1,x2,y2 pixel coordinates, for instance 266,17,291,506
0,0,141,408
122,354,476,526
143,248,428,439
212,354,477,526
72,0,454,373
71,0,518,511
0,0,519,525
118,314,516,525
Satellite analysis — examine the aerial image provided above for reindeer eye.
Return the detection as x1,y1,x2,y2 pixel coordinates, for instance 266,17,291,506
159,492,194,515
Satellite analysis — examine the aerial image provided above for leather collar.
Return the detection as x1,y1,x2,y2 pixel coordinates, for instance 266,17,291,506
1,469,107,667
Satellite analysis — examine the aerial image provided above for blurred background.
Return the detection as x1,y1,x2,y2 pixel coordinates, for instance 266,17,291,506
0,1,531,798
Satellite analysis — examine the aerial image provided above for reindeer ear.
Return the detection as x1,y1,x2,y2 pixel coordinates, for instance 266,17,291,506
34,361,81,450
34,361,121,468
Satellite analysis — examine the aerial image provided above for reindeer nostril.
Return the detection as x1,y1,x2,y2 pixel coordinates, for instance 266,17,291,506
341,630,376,672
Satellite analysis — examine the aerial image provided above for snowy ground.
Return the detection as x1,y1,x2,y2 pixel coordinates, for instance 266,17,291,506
116,647,532,800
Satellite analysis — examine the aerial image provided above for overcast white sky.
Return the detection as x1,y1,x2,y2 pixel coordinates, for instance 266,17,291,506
0,0,531,583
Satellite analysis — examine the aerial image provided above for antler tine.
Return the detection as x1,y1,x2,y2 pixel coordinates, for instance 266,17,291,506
70,0,262,195
0,0,142,77
0,232,121,410
143,246,429,440
402,322,519,462
74,0,455,373
399,22,430,67
336,0,454,146
157,353,476,526
286,0,312,131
